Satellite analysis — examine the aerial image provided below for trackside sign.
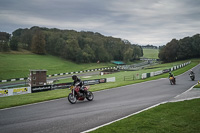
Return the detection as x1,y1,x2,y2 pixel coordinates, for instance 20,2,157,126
0,87,31,97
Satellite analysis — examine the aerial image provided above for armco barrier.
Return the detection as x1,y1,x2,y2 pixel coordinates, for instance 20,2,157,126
141,61,191,79
147,73,151,78
0,77,111,96
0,67,117,83
142,73,147,79
31,78,107,93
106,77,116,82
31,85,51,93
154,70,163,76
150,72,154,77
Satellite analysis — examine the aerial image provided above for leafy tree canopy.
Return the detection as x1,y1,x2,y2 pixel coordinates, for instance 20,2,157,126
159,34,200,62
11,26,143,63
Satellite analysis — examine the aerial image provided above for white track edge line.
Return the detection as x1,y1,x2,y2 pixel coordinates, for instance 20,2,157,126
81,101,167,133
174,83,197,98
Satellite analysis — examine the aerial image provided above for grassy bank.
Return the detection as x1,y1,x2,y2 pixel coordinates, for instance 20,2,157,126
90,98,200,133
0,48,160,80
0,53,115,80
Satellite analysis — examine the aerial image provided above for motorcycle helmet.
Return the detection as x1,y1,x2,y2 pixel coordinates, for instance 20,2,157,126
72,75,77,80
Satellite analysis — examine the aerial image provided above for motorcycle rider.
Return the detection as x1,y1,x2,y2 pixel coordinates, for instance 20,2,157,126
189,70,194,75
189,69,195,80
168,72,174,78
72,75,86,94
168,72,176,82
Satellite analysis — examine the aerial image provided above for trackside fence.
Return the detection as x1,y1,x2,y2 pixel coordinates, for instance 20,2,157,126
0,77,116,97
141,61,191,79
0,67,117,83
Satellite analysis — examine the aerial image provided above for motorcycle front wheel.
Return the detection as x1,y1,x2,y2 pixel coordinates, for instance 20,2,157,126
68,93,77,104
169,80,173,85
86,91,94,101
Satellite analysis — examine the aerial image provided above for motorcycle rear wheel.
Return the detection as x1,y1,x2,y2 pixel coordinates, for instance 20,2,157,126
68,93,77,104
170,79,175,85
192,76,195,81
86,91,94,101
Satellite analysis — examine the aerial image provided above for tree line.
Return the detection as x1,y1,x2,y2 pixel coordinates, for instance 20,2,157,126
0,26,143,63
158,34,200,62
0,32,10,51
141,44,158,49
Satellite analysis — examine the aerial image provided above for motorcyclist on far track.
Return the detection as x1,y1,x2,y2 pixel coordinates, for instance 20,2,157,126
189,69,194,75
168,72,176,82
189,69,195,80
168,72,174,78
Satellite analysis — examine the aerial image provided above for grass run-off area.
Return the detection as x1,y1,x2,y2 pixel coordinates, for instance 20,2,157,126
90,98,200,133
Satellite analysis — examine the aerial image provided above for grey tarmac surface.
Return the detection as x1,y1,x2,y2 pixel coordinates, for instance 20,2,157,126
0,64,200,133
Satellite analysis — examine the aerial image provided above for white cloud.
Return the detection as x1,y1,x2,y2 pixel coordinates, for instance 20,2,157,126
0,0,200,46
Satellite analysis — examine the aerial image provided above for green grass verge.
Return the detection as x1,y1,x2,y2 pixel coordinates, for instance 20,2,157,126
0,53,115,80
194,84,200,88
90,98,200,133
0,58,199,109
0,89,67,109
0,48,157,80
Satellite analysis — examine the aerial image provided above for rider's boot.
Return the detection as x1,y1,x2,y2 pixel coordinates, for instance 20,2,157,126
84,90,88,96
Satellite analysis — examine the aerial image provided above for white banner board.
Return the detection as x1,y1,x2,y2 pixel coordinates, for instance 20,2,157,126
0,87,31,97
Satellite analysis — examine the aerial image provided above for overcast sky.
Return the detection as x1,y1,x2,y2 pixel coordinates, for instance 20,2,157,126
0,0,200,46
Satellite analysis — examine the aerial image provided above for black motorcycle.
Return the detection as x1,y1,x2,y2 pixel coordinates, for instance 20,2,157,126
189,73,195,81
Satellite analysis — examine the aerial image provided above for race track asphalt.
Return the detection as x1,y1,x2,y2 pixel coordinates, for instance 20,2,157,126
0,64,199,133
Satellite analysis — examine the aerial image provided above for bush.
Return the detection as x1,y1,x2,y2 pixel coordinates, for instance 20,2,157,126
194,83,200,88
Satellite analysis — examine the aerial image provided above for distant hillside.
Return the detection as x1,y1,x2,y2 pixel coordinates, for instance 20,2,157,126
142,48,159,59
0,53,115,80
0,48,154,80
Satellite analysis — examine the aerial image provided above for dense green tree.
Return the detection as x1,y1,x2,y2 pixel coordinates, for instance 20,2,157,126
192,34,200,57
63,39,81,61
0,32,10,52
10,36,19,50
159,34,200,62
31,30,46,54
158,45,167,61
123,48,133,62
95,44,110,62
177,37,193,60
10,26,143,63
133,45,143,60
165,39,179,62
0,41,10,52
82,44,95,62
